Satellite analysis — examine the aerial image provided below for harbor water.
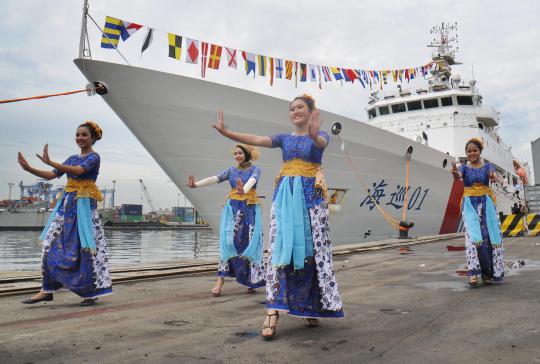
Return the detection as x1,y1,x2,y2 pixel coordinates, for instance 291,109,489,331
0,229,219,271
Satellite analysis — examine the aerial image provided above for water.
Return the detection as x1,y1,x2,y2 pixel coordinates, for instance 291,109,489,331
0,230,219,271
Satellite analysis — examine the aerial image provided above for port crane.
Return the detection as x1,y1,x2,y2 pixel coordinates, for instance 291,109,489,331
139,179,156,212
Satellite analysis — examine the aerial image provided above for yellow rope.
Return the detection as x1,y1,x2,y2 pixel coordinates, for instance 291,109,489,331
336,135,400,229
402,159,411,222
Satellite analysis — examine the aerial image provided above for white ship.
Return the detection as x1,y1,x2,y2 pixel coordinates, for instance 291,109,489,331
0,181,55,230
73,15,522,244
0,208,51,230
365,23,523,216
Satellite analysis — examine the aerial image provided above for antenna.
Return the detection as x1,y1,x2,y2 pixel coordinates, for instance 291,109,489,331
426,22,461,91
78,0,91,58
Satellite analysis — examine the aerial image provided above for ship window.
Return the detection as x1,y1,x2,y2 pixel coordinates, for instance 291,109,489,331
441,97,453,106
368,108,376,119
423,98,439,109
407,100,422,111
457,96,473,105
379,106,390,115
391,103,406,113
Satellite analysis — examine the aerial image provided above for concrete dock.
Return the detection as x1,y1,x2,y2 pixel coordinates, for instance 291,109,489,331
1,235,540,363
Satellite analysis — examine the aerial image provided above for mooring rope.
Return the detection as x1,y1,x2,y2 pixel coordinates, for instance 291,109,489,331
0,89,88,105
335,133,401,229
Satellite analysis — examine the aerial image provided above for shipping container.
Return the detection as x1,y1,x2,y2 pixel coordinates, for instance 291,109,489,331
183,209,194,223
120,204,143,216
99,209,115,223
120,214,144,222
172,207,195,222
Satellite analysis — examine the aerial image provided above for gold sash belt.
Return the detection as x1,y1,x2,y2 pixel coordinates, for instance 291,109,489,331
65,178,103,201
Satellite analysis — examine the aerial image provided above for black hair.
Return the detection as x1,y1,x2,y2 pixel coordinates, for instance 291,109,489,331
78,122,102,144
235,144,251,162
290,95,315,112
465,139,483,153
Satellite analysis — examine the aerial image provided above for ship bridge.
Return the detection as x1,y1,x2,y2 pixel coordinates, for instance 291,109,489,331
363,22,519,198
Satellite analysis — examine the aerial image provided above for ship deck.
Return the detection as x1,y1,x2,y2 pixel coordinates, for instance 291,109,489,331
1,235,539,363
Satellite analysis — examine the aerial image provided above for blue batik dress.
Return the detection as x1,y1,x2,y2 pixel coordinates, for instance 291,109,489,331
40,153,113,298
459,162,504,281
216,164,266,288
266,132,344,318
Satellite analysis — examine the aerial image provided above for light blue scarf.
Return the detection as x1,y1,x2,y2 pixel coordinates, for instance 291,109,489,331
241,204,264,264
271,176,314,269
219,200,264,264
77,197,97,252
462,195,502,246
219,200,237,262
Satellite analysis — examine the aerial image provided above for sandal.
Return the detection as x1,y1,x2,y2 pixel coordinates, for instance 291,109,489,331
21,293,53,304
247,288,256,294
482,276,493,286
305,318,320,328
468,275,478,287
80,298,97,306
261,312,280,340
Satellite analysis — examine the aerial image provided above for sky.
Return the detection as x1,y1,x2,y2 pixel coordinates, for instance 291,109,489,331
1,0,539,212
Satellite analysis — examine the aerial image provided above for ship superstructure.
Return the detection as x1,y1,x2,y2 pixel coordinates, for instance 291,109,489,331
365,23,522,213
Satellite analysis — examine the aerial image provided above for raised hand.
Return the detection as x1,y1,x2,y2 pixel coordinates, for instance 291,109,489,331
18,152,30,171
212,110,226,135
36,144,51,165
307,109,324,141
450,161,461,179
187,175,196,188
236,178,245,195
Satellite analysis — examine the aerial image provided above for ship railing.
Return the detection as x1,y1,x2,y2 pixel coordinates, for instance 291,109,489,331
491,182,521,203
380,118,479,133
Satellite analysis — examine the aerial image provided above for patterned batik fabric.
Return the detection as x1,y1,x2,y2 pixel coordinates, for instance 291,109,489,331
460,162,504,280
216,164,265,288
41,152,112,298
270,132,329,209
463,198,504,280
265,131,343,318
266,204,344,318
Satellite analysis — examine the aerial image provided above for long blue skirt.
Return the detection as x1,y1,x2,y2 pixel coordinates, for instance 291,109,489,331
218,200,265,288
41,192,113,298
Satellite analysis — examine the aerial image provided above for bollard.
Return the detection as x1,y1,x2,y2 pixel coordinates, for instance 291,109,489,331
398,220,415,239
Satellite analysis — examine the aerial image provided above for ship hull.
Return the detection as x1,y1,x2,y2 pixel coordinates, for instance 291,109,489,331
75,59,460,245
0,210,51,230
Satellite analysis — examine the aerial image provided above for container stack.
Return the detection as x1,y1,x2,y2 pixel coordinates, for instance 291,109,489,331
120,204,144,222
172,207,195,223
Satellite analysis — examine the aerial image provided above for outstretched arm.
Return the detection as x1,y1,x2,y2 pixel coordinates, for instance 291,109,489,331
212,111,273,148
18,152,57,180
36,144,86,176
187,175,219,188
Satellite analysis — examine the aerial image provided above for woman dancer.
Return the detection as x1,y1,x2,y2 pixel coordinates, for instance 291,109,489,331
451,138,504,286
18,121,112,306
187,144,265,296
212,95,344,340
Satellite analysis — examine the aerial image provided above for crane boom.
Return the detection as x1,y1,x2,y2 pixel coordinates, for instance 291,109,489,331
139,179,156,212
